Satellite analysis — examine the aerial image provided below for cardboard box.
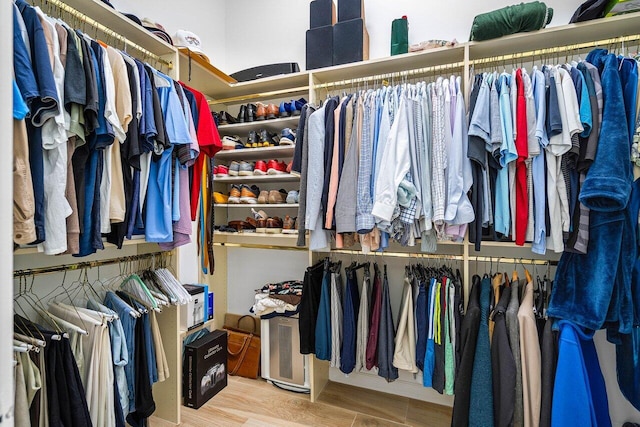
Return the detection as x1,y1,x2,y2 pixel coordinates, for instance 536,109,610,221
183,329,228,409
182,284,207,331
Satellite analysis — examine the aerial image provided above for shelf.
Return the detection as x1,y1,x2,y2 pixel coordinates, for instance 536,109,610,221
180,319,215,338
56,0,176,57
216,203,298,208
214,174,299,184
467,12,640,60
213,231,306,249
14,235,154,256
217,117,300,134
310,44,466,84
214,145,295,161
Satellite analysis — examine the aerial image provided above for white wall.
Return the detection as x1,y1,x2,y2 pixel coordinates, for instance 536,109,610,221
109,0,228,70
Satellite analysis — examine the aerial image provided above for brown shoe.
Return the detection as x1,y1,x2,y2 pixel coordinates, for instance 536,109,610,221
257,190,269,204
266,104,279,120
228,220,255,232
256,218,267,233
282,215,297,234
255,103,266,121
245,216,257,228
268,189,287,204
266,217,283,234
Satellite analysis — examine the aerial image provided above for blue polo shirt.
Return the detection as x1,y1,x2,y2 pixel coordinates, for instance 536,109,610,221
14,81,29,120
13,6,38,108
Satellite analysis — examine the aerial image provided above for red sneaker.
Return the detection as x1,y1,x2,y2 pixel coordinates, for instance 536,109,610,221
215,165,229,178
254,160,268,175
267,159,286,175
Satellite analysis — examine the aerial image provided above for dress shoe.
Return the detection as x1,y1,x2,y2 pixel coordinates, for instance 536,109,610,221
246,104,257,122
266,104,279,120
228,220,255,232
266,217,283,234
255,103,267,121
282,215,297,234
237,105,247,123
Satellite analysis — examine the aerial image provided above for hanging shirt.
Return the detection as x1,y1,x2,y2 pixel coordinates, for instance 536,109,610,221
496,73,516,237
377,267,399,382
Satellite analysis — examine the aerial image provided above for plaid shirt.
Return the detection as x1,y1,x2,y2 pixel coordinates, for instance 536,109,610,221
356,92,376,233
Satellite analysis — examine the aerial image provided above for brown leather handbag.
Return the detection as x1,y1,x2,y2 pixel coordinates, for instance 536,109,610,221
223,315,261,379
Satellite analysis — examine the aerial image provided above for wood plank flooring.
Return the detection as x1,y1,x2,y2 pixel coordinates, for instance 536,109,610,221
150,377,452,427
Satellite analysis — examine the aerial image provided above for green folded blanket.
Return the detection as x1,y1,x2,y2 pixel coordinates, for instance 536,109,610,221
470,1,553,41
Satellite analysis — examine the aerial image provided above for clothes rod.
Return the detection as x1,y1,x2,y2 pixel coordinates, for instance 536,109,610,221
313,61,466,90
471,256,558,266
324,249,465,261
13,251,168,277
32,0,173,69
470,33,640,66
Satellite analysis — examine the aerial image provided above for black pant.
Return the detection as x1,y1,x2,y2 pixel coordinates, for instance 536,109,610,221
299,260,325,354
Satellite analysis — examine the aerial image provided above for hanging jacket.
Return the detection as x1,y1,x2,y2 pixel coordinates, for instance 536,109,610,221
552,321,611,427
491,285,516,427
469,275,494,427
506,279,524,427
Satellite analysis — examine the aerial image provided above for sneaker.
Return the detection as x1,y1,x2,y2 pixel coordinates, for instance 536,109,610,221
278,101,290,118
240,184,260,204
280,128,296,146
267,159,287,175
282,215,298,234
215,165,229,178
247,131,260,148
213,192,229,204
268,189,287,204
222,135,241,150
228,185,242,203
238,161,254,176
229,161,240,176
253,160,268,175
257,190,269,204
266,216,283,234
286,190,299,204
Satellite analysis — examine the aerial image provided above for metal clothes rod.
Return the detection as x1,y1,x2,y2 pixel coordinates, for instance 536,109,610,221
313,61,466,90
471,256,557,266
32,0,173,69
470,33,640,66
325,249,465,261
13,251,167,277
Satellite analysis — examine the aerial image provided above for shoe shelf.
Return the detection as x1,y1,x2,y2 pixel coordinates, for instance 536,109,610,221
215,203,299,208
217,117,300,134
214,174,299,184
213,231,305,248
214,145,295,161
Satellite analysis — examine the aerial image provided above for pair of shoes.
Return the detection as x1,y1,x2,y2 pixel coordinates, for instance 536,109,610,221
282,215,298,234
213,165,228,178
215,224,237,233
279,128,296,145
286,190,299,204
217,111,237,125
213,192,229,204
256,103,279,121
278,99,307,117
228,184,260,204
250,209,284,233
253,159,287,175
257,189,288,204
227,219,256,232
237,104,257,123
222,135,244,150
229,161,254,176
246,130,280,148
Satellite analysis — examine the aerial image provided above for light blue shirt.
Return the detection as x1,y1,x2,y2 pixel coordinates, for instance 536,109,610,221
531,68,548,254
13,80,29,120
469,73,492,149
495,74,515,236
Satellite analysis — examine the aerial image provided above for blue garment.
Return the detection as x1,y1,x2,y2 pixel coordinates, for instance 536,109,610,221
12,6,38,108
531,152,547,254
340,269,360,374
152,70,192,145
144,145,174,242
495,74,515,236
377,267,398,382
131,301,158,385
619,57,638,149
315,265,332,360
415,280,428,372
135,59,157,152
13,81,29,120
573,67,593,138
172,158,180,222
469,276,493,427
105,291,137,413
552,321,611,427
423,278,437,387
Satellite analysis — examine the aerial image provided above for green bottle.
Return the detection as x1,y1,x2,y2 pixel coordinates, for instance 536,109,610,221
391,16,408,56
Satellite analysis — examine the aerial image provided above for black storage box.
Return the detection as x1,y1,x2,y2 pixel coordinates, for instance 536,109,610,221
306,25,334,70
333,18,369,66
338,0,363,21
183,329,227,409
310,0,336,28
229,63,300,82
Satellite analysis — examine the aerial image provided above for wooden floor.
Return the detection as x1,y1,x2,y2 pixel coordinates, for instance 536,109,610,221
150,377,452,427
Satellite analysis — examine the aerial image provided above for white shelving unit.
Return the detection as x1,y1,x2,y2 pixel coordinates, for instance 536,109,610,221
217,117,300,134
214,145,295,161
